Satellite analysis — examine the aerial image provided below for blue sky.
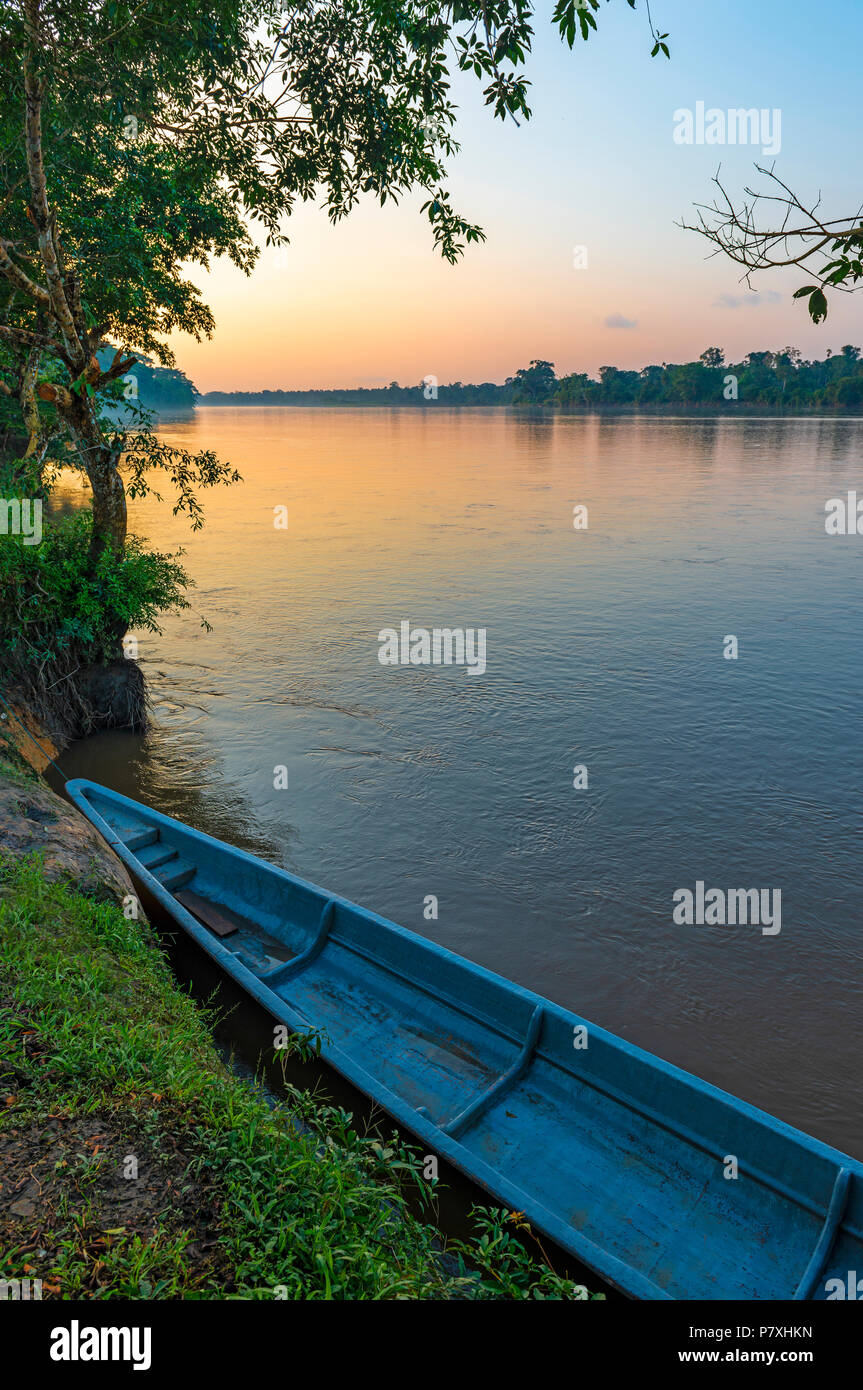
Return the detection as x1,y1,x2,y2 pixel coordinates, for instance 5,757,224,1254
178,0,863,391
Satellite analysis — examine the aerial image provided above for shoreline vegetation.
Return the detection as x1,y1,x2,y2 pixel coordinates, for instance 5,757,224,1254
0,732,595,1301
198,347,863,413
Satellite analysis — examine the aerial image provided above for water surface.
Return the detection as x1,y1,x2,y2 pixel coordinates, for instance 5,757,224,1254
55,408,863,1155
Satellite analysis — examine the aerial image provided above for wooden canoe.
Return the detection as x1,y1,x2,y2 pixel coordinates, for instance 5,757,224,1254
67,777,863,1300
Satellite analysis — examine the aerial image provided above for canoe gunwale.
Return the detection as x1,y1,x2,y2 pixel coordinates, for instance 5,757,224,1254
65,778,863,1300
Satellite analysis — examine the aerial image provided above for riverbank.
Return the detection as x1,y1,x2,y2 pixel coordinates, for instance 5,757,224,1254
0,731,591,1300
0,721,135,903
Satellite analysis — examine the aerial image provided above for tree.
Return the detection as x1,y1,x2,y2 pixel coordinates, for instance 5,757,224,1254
829,376,863,410
556,371,594,407
0,0,260,560
597,364,639,403
509,360,557,403
1,0,669,560
666,360,711,403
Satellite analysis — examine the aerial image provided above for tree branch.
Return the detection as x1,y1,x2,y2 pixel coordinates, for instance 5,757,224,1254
681,164,863,320
22,0,84,362
0,240,52,308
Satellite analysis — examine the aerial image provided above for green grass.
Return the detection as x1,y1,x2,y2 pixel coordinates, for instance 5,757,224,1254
0,856,599,1301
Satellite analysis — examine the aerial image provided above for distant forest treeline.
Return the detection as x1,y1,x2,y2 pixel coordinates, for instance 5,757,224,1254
133,364,198,411
96,351,198,413
200,347,863,411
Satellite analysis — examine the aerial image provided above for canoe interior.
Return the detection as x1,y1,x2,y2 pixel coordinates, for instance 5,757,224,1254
67,778,863,1301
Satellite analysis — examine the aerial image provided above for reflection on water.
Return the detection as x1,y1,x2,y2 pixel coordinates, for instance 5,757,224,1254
53,408,863,1155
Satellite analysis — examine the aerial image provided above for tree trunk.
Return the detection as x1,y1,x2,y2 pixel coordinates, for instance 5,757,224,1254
77,423,128,658
88,456,128,560
20,346,42,460
37,377,128,562
69,398,128,562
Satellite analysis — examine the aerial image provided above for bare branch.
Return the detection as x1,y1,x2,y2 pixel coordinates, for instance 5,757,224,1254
680,162,863,322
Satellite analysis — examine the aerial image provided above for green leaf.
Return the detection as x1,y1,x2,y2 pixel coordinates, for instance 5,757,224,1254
808,288,828,323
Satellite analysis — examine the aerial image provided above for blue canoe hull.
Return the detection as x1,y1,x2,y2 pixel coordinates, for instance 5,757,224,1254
67,777,863,1301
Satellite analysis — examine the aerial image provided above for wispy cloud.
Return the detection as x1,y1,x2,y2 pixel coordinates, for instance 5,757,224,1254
604,313,638,329
713,290,783,310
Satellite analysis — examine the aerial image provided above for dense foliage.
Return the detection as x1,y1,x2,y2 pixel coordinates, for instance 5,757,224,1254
0,509,191,706
200,345,863,410
554,345,863,409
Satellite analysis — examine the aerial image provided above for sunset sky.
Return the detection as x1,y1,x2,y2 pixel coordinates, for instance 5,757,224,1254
171,0,863,392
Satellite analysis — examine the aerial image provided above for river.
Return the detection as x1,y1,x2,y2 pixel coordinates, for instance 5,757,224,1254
52,407,863,1157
